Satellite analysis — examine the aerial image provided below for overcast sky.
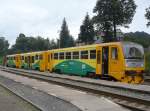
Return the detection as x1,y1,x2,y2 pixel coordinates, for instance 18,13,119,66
0,0,150,45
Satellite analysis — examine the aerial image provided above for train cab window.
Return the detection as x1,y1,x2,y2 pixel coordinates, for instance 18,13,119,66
111,47,118,60
54,53,58,60
73,51,79,59
97,51,101,64
66,52,71,59
90,50,96,59
39,55,43,60
59,52,64,60
81,51,88,59
32,56,34,63
35,55,39,60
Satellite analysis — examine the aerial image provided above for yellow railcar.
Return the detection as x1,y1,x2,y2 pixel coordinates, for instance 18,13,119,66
19,51,48,71
6,42,145,84
47,42,145,83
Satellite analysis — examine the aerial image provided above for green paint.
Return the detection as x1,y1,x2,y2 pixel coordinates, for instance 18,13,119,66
7,60,15,67
54,60,95,76
32,61,40,70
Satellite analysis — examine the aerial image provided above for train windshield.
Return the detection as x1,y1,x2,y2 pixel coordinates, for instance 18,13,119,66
123,43,144,59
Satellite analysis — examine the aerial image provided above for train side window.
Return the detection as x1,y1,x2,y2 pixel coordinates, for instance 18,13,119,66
35,55,39,60
39,55,43,60
81,50,88,59
32,56,34,63
111,47,118,60
54,53,58,60
25,57,27,63
22,56,24,60
59,52,64,60
73,51,79,59
97,51,101,64
66,52,71,59
90,50,96,59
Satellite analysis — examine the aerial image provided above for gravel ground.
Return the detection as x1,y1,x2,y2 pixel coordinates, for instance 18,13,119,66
0,84,40,111
0,75,81,111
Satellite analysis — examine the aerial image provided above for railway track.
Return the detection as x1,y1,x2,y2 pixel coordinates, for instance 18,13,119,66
1,66,150,111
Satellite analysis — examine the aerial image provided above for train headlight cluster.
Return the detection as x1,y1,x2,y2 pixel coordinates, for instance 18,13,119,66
125,60,144,68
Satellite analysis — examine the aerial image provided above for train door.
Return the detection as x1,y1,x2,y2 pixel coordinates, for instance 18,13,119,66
48,52,53,72
27,55,31,69
39,53,45,71
96,46,102,75
15,55,21,68
109,46,123,77
102,47,109,75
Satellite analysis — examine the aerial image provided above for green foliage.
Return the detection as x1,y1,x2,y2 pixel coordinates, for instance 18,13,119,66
0,37,9,56
145,52,150,72
124,31,150,48
93,0,136,42
78,13,95,44
59,18,75,48
145,6,150,27
9,33,57,54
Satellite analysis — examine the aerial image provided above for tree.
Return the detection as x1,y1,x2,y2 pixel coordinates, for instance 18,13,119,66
124,31,150,48
145,6,150,27
0,37,9,56
93,0,136,42
78,13,95,44
49,39,58,49
9,33,51,54
59,18,75,48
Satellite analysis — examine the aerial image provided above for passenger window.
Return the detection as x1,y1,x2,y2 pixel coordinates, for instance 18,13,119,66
66,52,71,59
97,51,101,64
59,52,64,60
32,56,34,63
90,50,96,59
35,55,39,60
54,53,58,60
111,47,118,60
73,51,79,59
81,51,88,59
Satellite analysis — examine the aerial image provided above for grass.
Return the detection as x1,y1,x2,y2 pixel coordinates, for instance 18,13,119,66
145,52,150,72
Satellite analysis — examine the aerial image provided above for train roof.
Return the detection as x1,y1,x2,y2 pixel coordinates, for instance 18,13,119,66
49,42,122,52
7,41,142,56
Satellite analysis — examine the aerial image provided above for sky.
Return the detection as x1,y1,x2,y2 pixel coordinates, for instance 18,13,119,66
0,0,150,45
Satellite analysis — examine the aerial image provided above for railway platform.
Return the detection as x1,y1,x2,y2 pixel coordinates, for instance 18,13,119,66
0,70,130,111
